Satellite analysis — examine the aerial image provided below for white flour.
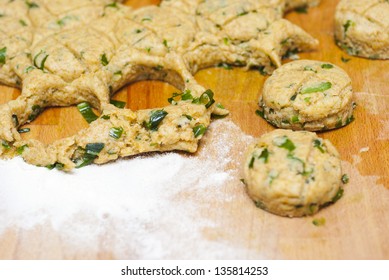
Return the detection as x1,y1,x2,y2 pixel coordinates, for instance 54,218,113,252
0,120,255,259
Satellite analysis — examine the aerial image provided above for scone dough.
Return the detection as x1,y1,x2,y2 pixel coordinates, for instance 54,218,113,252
0,0,319,170
243,129,343,217
335,0,389,59
259,60,355,131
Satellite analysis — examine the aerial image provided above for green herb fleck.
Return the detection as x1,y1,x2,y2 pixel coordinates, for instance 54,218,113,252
273,136,296,152
341,174,349,184
281,38,289,45
336,119,343,128
109,127,123,140
258,148,269,163
290,93,297,101
303,66,317,73
254,200,266,210
193,124,207,138
0,47,7,65
237,10,248,16
153,65,163,71
2,140,11,150
141,17,152,22
17,144,28,155
12,114,19,127
163,39,168,48
143,110,168,131
217,62,233,70
101,53,109,66
291,115,299,123
46,162,64,170
33,50,49,70
101,115,110,120
77,102,98,123
18,128,30,133
25,1,39,9
255,109,265,119
110,99,126,108
341,56,351,63
183,114,193,121
248,156,255,169
313,139,326,153
300,82,332,94
19,19,28,26
105,2,119,9
312,217,326,226
294,5,308,13
309,203,318,214
345,115,355,125
24,65,35,73
321,63,333,69
216,103,225,109
343,20,354,34
28,105,42,122
181,90,193,101
332,187,344,203
74,143,105,168
199,89,215,109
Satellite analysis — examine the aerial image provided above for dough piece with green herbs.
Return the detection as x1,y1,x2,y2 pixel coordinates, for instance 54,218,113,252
259,60,355,131
0,0,318,170
243,129,344,217
335,0,389,59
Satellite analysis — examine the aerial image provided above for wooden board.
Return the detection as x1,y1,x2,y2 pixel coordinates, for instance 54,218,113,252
0,0,388,259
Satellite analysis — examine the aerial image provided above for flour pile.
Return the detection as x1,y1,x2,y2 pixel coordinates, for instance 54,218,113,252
0,120,255,259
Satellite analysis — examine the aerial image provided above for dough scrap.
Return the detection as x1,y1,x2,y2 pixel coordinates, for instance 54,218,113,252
243,129,343,217
258,60,355,131
0,0,318,170
334,0,389,59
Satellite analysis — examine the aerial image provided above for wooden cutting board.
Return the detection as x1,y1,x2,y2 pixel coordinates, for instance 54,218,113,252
0,0,388,259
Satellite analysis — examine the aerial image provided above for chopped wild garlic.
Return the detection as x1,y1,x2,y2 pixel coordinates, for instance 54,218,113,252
312,217,326,226
341,174,349,184
193,124,207,138
273,136,296,152
0,47,7,65
74,143,105,168
110,99,126,108
109,127,123,140
77,102,98,123
143,110,168,131
300,82,332,94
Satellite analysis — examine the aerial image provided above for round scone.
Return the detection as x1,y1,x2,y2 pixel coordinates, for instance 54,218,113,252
259,60,355,131
243,129,343,217
334,0,389,59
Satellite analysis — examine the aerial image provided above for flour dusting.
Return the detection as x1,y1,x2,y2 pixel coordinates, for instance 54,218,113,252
0,120,256,259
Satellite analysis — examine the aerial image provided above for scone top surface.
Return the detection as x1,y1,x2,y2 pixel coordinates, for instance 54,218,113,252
260,60,354,131
244,129,342,217
335,0,389,59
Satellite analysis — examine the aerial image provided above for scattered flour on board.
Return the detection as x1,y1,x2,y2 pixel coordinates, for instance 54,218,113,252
0,119,257,259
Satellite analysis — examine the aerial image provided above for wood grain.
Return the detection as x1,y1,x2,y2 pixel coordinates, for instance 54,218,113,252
0,0,388,259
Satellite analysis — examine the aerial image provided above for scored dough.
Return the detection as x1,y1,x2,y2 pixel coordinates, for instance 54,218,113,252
243,129,343,217
334,0,389,59
0,0,319,170
259,60,355,131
